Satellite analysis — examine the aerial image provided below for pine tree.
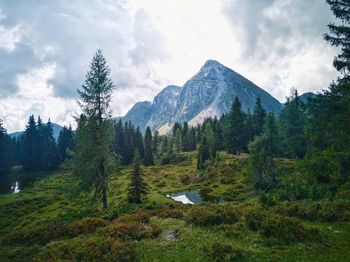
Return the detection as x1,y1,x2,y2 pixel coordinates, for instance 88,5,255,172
134,127,145,159
223,97,247,155
252,97,266,137
74,50,114,209
174,128,182,156
127,151,148,204
22,115,39,171
152,130,160,157
144,127,154,166
197,136,210,170
0,119,11,175
279,89,306,158
57,125,74,163
249,112,279,191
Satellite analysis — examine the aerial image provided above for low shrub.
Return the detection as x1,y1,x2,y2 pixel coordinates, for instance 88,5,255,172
5,217,109,245
113,210,155,224
158,209,184,219
38,237,136,261
103,222,161,241
69,217,109,236
185,205,240,226
245,211,320,243
273,200,350,222
207,243,244,261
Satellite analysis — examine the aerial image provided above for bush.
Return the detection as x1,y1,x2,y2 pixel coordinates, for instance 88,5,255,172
207,243,244,261
186,205,240,226
158,209,184,219
5,217,109,245
38,237,136,261
245,211,320,243
273,200,350,222
113,210,155,224
103,223,161,241
69,217,109,236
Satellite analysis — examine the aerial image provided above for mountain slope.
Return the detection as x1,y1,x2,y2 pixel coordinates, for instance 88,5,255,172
122,60,283,133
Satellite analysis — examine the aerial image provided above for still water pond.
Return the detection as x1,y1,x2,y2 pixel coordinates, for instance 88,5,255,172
167,190,223,204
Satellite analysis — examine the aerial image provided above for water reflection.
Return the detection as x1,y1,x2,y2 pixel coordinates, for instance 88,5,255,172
167,190,223,204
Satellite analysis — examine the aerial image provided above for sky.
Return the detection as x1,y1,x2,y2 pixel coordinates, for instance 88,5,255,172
0,0,339,133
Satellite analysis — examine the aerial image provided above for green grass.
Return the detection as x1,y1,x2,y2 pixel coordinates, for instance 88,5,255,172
0,152,350,261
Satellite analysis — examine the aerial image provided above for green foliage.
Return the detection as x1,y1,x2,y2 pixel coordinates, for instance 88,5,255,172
245,211,320,244
185,205,240,226
223,97,247,155
38,237,136,262
207,243,244,262
249,112,279,191
127,152,148,204
57,125,74,163
74,50,115,209
144,127,154,166
279,89,307,158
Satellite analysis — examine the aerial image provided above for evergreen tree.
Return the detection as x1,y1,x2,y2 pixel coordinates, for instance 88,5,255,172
0,119,11,175
57,125,74,163
174,128,182,156
252,97,266,137
204,122,216,159
197,136,211,170
223,97,247,155
74,50,114,209
144,127,154,166
123,122,135,164
127,151,148,204
134,127,145,159
279,89,306,158
22,115,39,171
182,122,191,151
114,119,125,163
249,113,279,191
153,130,160,157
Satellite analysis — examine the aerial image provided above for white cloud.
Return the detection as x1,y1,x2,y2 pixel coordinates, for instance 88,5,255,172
0,0,340,132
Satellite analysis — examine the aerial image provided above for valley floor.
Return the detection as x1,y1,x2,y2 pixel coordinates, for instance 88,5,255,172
0,152,349,261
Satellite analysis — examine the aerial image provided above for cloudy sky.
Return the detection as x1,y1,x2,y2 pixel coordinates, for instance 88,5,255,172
0,0,338,132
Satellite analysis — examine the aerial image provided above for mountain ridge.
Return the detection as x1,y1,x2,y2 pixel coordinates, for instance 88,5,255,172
122,60,283,133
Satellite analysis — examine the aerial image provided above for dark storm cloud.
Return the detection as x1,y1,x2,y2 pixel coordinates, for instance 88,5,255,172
222,0,335,60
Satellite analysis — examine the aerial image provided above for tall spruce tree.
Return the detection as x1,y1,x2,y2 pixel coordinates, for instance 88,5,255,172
144,127,154,166
74,50,114,209
134,127,145,159
249,112,279,191
252,97,266,137
127,151,148,204
22,115,39,171
223,97,247,155
279,89,306,159
302,0,350,184
0,119,11,175
174,128,182,156
57,125,74,163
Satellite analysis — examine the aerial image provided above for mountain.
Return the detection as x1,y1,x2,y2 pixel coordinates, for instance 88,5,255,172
122,60,283,133
9,123,64,141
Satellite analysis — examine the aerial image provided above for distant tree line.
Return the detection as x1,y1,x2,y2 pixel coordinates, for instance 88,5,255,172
0,116,74,174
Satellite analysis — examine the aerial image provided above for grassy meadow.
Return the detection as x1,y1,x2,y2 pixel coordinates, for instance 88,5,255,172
0,152,350,261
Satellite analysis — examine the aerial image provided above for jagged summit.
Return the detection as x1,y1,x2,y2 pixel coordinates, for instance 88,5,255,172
121,60,283,133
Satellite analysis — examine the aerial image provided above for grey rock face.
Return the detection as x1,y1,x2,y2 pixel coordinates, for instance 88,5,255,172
122,60,283,133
